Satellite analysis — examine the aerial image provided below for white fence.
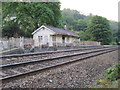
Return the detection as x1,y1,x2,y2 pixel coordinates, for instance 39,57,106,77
75,41,101,46
0,37,33,51
52,41,101,47
0,37,101,51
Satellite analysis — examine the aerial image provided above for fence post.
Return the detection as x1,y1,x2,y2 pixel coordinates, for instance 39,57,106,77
20,37,24,49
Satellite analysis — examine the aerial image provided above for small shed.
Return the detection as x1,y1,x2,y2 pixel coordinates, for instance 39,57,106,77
32,25,80,47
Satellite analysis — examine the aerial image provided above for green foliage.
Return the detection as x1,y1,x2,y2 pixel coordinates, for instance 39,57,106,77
2,2,61,37
117,22,120,44
2,21,24,38
61,8,86,30
109,21,118,42
96,63,120,88
73,19,87,31
88,63,119,88
62,10,117,44
2,2,118,45
75,31,89,40
87,15,112,45
110,42,117,45
105,63,120,81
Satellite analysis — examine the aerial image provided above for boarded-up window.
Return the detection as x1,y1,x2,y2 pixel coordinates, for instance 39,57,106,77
52,36,56,42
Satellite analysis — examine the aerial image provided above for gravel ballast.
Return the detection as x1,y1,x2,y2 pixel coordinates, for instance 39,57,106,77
1,50,118,88
1,49,96,65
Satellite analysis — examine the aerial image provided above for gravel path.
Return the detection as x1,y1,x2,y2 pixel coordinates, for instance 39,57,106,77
1,50,118,88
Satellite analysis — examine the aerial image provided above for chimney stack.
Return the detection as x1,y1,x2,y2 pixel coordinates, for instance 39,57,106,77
64,24,67,30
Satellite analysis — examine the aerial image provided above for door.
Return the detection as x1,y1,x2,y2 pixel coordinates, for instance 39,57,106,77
44,36,48,45
62,36,65,43
38,36,43,47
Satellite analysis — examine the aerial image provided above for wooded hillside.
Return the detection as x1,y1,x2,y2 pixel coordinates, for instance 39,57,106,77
61,9,119,45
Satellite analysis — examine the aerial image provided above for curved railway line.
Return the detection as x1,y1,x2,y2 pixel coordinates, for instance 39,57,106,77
0,46,118,81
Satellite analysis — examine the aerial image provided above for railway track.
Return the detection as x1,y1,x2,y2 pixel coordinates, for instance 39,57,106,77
0,46,117,81
1,46,110,65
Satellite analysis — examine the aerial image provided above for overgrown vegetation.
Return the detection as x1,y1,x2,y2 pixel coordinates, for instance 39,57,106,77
91,63,120,88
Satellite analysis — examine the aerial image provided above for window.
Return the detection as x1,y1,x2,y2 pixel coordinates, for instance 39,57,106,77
38,36,43,43
66,37,69,42
42,27,45,30
52,36,56,42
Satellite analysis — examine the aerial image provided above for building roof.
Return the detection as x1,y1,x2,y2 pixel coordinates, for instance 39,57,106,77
32,25,79,37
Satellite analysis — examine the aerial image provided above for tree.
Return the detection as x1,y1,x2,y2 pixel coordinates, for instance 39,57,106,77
73,19,87,31
2,2,61,37
75,31,89,40
87,15,112,45
109,21,118,44
117,22,120,45
61,8,86,30
2,21,24,38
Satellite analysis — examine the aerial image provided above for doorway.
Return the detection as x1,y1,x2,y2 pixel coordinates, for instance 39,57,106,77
62,36,65,43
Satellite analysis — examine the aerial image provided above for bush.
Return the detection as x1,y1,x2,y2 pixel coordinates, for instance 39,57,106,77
105,63,120,81
96,63,120,88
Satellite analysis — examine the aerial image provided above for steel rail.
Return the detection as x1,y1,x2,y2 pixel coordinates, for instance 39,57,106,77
0,46,108,58
0,47,115,68
0,47,117,81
